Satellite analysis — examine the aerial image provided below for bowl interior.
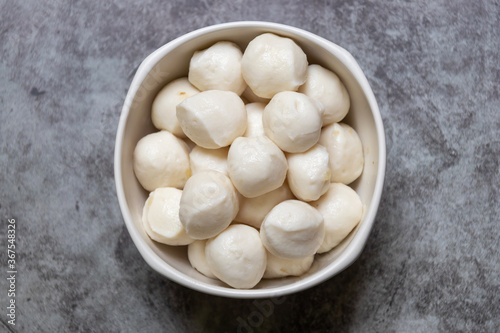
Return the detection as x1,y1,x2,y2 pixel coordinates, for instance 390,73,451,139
116,22,384,297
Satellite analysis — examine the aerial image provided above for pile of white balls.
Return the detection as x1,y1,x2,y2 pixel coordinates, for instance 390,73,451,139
134,33,364,289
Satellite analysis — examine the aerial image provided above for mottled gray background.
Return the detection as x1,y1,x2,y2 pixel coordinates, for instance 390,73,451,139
1,0,499,332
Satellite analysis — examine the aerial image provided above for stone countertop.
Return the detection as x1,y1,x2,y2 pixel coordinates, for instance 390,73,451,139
0,0,499,332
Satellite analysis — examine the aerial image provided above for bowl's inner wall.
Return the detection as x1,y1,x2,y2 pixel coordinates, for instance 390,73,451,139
119,26,380,290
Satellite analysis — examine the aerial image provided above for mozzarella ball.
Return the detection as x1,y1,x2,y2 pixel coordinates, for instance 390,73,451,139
188,240,215,278
319,123,364,184
176,90,247,149
311,183,363,253
260,200,324,259
206,224,266,289
263,252,314,279
235,182,294,229
133,131,191,191
241,33,308,98
298,64,350,125
287,144,331,201
241,86,270,104
243,103,266,137
179,170,239,239
151,77,200,137
228,136,287,198
142,188,194,246
188,41,246,95
189,146,228,176
263,91,323,153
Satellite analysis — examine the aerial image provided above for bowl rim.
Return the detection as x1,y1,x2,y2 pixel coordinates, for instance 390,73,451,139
114,21,386,298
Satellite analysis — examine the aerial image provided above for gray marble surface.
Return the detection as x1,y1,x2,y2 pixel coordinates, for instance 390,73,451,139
1,0,499,332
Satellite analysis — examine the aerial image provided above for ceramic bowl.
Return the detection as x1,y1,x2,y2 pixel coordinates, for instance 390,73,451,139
114,21,385,298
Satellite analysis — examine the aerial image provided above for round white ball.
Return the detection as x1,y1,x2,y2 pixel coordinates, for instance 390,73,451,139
205,224,267,289
179,170,239,239
311,183,363,253
243,102,265,137
235,182,294,229
188,41,246,95
241,33,308,99
176,90,247,149
298,64,350,125
188,240,216,278
142,187,194,246
263,91,323,153
263,251,314,279
287,144,331,201
260,200,324,259
319,123,364,184
133,131,191,191
189,146,229,176
151,77,200,137
228,136,288,198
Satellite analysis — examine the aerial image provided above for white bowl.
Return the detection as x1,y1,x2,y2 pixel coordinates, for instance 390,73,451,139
114,21,385,298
